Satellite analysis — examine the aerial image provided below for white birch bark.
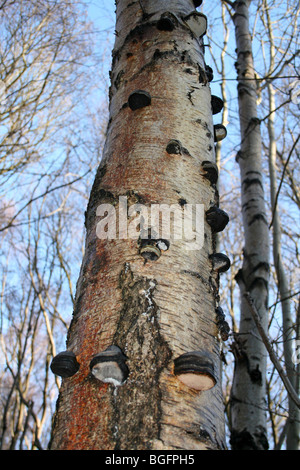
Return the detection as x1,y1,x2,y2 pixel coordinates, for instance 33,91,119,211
229,0,270,450
49,0,228,450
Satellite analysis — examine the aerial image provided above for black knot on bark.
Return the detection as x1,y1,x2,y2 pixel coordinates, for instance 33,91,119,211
50,351,80,378
174,350,216,391
249,364,262,385
193,1,203,9
166,139,183,155
211,95,224,115
206,206,229,233
205,65,214,82
202,160,219,185
157,12,177,31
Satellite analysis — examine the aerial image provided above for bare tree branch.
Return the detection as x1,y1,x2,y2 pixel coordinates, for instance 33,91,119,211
244,292,300,410
269,133,300,229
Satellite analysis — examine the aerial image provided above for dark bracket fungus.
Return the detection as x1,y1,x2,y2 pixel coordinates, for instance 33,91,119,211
213,124,227,142
205,65,214,82
166,139,183,155
50,351,80,378
128,90,151,111
140,243,161,261
216,306,226,322
193,0,203,7
216,307,230,342
209,253,231,273
89,345,129,387
211,95,224,115
183,12,207,38
139,237,170,262
157,12,177,31
219,323,230,342
206,206,229,233
173,351,216,391
201,160,219,185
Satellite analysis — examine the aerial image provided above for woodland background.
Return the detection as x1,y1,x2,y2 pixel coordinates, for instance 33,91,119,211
0,0,299,450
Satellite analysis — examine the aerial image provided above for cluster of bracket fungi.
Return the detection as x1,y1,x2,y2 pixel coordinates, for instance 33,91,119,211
51,0,231,393
51,346,129,386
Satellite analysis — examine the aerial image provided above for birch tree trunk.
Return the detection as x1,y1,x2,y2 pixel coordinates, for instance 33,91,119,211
49,0,229,450
267,83,299,450
229,0,270,450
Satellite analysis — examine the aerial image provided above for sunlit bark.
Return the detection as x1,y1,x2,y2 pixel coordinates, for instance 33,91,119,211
50,0,228,450
228,0,270,450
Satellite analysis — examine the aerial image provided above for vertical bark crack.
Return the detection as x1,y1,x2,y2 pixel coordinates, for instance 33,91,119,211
111,263,172,450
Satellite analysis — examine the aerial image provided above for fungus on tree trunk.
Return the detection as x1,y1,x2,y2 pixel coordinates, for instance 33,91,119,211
50,351,80,378
205,65,214,82
173,351,216,391
49,0,229,451
193,0,203,9
128,90,152,110
213,124,227,142
138,237,170,262
209,253,231,273
166,139,183,155
89,345,129,387
216,307,230,342
211,95,224,115
140,243,161,261
201,160,219,185
157,12,177,31
183,12,207,38
206,206,229,233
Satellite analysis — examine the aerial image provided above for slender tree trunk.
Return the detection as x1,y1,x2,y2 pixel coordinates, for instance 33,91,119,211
267,83,299,450
229,0,270,450
214,3,229,255
49,0,228,450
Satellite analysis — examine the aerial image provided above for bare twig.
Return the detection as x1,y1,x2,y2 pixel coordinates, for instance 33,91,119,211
244,292,300,410
269,133,300,229
221,0,235,8
0,170,91,232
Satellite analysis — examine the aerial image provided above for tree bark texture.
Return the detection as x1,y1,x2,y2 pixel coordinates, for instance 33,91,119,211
267,83,299,450
49,0,227,450
229,0,270,451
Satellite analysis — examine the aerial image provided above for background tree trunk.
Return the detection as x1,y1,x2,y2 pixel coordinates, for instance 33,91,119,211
49,0,228,450
267,82,299,450
229,0,270,450
262,0,299,448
